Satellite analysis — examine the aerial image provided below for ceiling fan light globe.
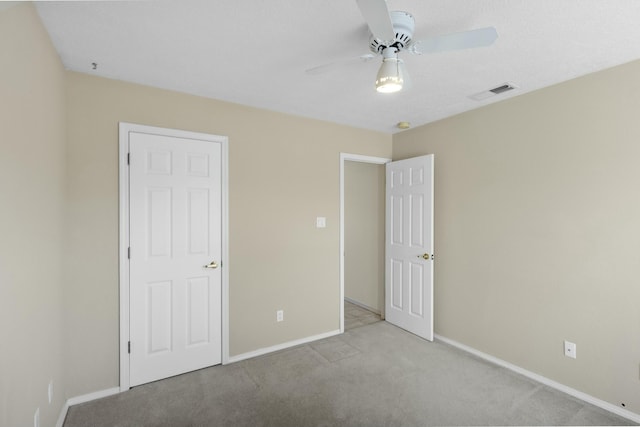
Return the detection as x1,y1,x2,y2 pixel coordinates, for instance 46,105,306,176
375,58,403,93
376,77,403,93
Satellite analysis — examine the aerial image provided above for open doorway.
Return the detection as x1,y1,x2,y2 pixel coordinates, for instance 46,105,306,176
339,153,390,332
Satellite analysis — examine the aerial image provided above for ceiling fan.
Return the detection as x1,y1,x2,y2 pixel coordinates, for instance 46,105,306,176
308,0,498,93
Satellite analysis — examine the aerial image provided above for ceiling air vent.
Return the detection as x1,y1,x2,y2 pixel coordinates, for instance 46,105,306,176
490,84,515,94
469,83,518,101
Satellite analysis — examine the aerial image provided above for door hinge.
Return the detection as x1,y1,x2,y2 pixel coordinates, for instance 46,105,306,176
128,341,131,354
127,247,130,259
127,152,130,165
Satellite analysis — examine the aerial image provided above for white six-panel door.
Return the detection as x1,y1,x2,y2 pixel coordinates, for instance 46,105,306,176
385,155,434,341
128,131,222,386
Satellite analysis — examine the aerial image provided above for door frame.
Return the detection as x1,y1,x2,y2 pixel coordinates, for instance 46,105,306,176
339,153,391,333
118,122,230,391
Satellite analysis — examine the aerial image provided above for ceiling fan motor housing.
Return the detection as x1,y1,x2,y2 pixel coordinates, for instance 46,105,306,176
369,11,415,54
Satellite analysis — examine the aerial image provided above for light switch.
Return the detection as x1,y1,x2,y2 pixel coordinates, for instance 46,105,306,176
316,217,326,228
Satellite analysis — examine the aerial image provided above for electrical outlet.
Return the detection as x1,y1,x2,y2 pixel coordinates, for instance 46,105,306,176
48,380,53,404
564,340,577,359
276,310,284,322
34,408,40,427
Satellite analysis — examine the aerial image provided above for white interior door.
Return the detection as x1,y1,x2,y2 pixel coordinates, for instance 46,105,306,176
385,155,434,341
128,131,222,386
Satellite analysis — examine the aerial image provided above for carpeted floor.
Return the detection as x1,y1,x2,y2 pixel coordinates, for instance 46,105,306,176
344,300,381,330
63,320,636,427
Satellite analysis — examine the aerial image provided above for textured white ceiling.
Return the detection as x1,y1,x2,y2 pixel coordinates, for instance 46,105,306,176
35,0,640,134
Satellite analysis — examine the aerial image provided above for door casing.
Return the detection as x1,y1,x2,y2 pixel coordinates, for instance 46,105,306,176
118,122,230,391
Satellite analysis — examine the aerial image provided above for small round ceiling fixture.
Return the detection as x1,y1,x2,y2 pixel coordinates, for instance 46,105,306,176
397,121,411,129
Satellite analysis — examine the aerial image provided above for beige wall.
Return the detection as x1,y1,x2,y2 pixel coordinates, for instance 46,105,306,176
5,1,640,420
393,59,640,413
0,4,68,427
344,162,385,313
64,72,392,396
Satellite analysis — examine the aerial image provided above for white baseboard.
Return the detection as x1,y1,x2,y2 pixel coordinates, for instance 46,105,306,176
58,334,637,425
56,329,341,424
434,334,640,424
344,297,381,315
67,386,121,406
56,387,121,427
227,329,341,364
55,402,69,427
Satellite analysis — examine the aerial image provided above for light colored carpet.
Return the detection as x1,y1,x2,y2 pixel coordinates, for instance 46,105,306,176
63,321,636,426
344,300,381,330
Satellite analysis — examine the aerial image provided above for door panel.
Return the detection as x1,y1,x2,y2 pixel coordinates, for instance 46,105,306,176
129,131,222,387
147,188,172,257
186,276,211,346
385,155,434,341
187,189,210,254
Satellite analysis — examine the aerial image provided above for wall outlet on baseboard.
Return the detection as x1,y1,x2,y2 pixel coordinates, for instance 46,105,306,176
564,340,577,359
276,310,284,322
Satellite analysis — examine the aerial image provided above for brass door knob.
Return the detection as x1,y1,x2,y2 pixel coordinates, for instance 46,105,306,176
418,253,429,260
204,260,218,269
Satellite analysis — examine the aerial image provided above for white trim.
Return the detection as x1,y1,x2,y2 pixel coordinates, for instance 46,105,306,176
227,329,341,364
220,134,230,365
344,296,381,315
57,335,639,426
67,387,121,406
339,153,391,333
55,402,69,427
118,122,230,390
56,387,121,427
118,123,130,391
435,334,640,424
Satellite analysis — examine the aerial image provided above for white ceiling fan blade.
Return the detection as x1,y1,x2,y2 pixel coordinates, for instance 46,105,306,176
410,27,498,55
355,0,395,42
305,54,376,75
